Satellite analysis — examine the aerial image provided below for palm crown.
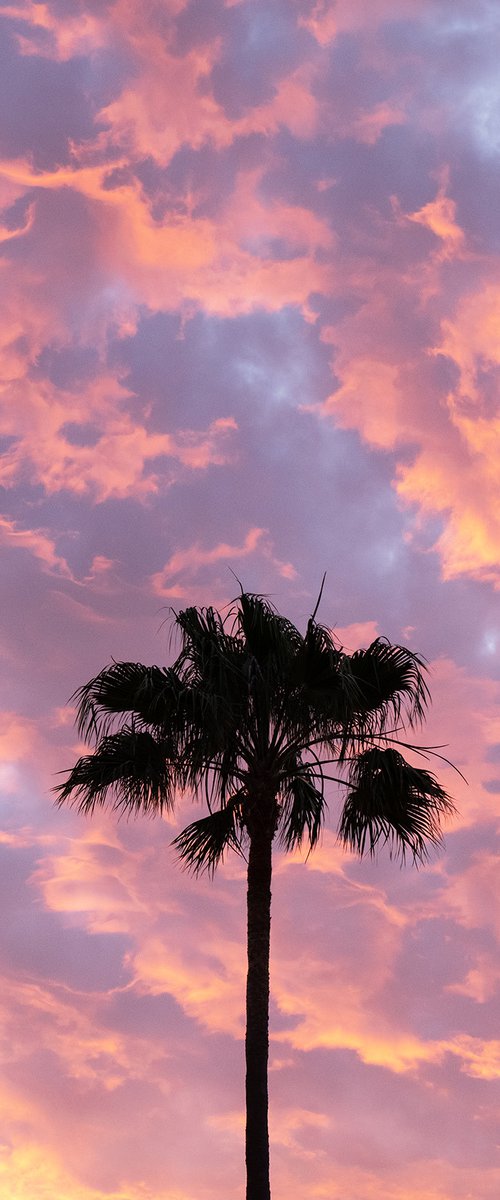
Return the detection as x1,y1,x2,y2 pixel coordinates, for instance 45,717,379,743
56,591,453,864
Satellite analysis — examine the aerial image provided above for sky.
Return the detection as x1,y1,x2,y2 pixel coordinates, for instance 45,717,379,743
1,0,500,1196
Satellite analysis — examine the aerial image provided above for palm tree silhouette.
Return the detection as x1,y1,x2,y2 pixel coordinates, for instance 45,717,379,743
56,590,454,1200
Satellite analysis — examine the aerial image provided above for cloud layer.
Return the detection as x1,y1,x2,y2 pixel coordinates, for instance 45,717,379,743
1,1,500,1197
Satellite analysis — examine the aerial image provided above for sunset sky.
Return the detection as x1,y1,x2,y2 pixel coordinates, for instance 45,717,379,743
2,1,500,1197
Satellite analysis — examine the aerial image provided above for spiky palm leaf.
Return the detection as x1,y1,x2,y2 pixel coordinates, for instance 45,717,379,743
236,592,303,675
173,801,245,876
73,662,183,741
55,726,175,815
338,747,454,862
349,639,430,728
278,770,325,851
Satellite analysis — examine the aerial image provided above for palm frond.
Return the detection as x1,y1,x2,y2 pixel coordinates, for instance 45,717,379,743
338,747,455,863
174,605,248,730
175,605,234,676
72,662,183,741
297,617,343,689
173,802,244,876
236,592,302,674
349,639,430,730
278,771,326,852
300,637,362,742
54,726,174,815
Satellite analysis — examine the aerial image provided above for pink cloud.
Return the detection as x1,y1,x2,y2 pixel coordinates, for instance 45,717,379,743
34,814,248,1039
0,517,72,577
1,367,237,501
0,712,40,788
445,852,500,944
130,927,246,1037
402,656,500,829
93,8,321,161
390,269,500,583
1,155,332,326
224,167,334,257
332,620,380,649
1,1,108,60
151,527,297,599
448,950,500,1005
310,168,500,588
300,0,423,43
350,100,407,144
408,174,466,262
33,825,149,935
1,4,500,1197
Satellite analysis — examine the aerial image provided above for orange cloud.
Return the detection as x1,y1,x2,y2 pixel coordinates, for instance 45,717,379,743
224,167,334,257
450,1034,500,1081
152,527,266,585
271,887,433,1072
0,967,165,1107
31,788,437,1078
298,1,339,46
96,15,231,165
437,283,500,396
0,1140,193,1200
0,261,66,386
130,928,245,1037
36,818,247,1038
395,275,500,584
272,846,500,1080
314,170,500,587
246,66,319,140
352,101,406,144
398,452,500,586
0,200,35,244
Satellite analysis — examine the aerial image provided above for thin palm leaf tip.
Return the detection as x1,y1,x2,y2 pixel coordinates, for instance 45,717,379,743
55,590,456,866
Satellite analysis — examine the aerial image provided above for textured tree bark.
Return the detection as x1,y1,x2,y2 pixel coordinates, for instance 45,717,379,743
245,820,273,1200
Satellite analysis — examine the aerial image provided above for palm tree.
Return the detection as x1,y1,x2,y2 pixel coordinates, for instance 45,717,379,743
55,590,454,1200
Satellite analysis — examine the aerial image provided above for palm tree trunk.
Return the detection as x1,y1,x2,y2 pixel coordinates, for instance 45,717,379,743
245,820,273,1200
